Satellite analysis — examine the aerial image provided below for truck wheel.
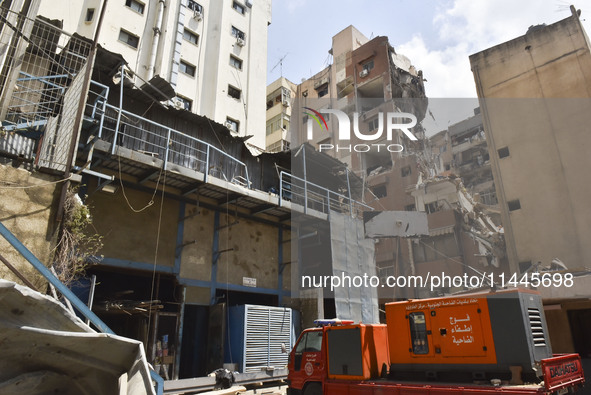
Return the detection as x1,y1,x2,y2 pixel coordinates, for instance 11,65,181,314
303,382,322,395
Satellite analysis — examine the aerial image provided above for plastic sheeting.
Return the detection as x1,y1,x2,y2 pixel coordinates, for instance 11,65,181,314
329,213,379,324
0,280,155,395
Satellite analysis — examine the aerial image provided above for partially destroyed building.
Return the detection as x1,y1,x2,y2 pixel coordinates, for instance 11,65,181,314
289,26,430,301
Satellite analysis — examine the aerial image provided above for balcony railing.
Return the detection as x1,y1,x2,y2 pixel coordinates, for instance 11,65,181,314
279,171,372,218
85,81,250,187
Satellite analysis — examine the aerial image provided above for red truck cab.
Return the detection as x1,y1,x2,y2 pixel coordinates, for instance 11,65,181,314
287,327,325,395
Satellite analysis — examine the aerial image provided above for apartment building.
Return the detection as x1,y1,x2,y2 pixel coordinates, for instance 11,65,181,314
36,0,271,149
265,76,296,153
470,6,591,362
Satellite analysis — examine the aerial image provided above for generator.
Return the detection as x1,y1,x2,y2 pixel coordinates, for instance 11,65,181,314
386,289,552,382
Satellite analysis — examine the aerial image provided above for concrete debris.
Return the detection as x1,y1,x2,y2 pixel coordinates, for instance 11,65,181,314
0,280,155,395
414,176,506,268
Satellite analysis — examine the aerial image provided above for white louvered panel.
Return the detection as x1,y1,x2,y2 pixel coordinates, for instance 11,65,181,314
243,305,292,373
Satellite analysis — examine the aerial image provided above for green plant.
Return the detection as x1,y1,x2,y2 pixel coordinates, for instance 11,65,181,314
53,188,103,285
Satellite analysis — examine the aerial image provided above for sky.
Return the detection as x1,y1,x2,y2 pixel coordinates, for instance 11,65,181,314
266,0,591,100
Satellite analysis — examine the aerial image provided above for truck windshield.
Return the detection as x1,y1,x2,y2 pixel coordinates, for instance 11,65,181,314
295,331,323,353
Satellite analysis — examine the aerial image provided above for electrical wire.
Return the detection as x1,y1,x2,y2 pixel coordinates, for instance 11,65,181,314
147,165,168,358
0,175,72,189
117,148,164,213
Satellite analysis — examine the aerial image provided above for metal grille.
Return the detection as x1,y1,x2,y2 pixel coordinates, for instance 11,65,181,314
0,6,92,170
244,305,292,373
0,130,35,159
527,307,547,347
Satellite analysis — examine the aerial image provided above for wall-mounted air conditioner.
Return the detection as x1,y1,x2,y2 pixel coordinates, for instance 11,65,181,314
193,10,202,21
236,37,245,47
360,69,369,78
172,98,184,110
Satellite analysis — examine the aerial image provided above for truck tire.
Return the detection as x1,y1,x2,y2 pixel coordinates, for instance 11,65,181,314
303,382,322,395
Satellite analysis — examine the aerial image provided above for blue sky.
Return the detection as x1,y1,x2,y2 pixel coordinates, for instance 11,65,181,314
267,0,591,98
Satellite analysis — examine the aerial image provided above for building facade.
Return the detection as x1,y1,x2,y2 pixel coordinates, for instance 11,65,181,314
36,0,271,149
470,7,591,274
470,6,591,363
265,76,295,153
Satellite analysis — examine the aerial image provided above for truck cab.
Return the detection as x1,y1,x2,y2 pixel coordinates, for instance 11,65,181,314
287,327,325,395
287,319,388,395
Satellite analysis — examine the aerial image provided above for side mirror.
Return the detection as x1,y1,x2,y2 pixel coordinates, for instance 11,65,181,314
281,342,287,354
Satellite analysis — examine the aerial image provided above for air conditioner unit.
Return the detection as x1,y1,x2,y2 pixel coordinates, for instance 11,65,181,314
225,121,235,130
360,69,369,78
172,98,184,110
236,37,245,47
193,10,202,21
282,100,290,107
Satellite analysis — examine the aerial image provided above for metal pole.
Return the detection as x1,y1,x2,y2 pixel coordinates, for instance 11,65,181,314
164,128,171,171
346,167,353,216
111,62,125,155
85,274,97,326
0,221,113,334
0,252,38,291
204,144,210,183
56,0,109,223
302,145,307,214
279,171,283,206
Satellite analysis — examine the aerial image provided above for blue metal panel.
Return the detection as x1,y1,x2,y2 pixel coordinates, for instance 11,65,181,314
225,304,246,371
99,257,175,274
220,282,290,296
178,278,211,288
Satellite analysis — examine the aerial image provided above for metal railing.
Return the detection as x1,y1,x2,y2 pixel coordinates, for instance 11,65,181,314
279,171,373,217
4,72,67,130
84,84,250,187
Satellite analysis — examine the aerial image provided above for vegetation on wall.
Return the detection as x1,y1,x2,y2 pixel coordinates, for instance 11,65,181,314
53,188,103,285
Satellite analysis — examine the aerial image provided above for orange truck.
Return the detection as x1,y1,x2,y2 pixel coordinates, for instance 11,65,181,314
287,289,585,395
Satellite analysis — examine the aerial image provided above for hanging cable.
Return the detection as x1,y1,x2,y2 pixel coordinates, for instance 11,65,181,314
117,149,164,213
147,166,168,358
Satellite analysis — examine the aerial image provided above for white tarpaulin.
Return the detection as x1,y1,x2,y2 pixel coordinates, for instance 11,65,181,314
329,213,379,324
0,280,155,395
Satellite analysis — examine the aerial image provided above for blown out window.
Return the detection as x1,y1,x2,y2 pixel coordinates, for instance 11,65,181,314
409,312,429,354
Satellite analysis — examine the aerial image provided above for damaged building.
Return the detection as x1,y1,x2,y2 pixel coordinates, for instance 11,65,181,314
429,107,498,207
408,176,507,298
289,25,431,302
